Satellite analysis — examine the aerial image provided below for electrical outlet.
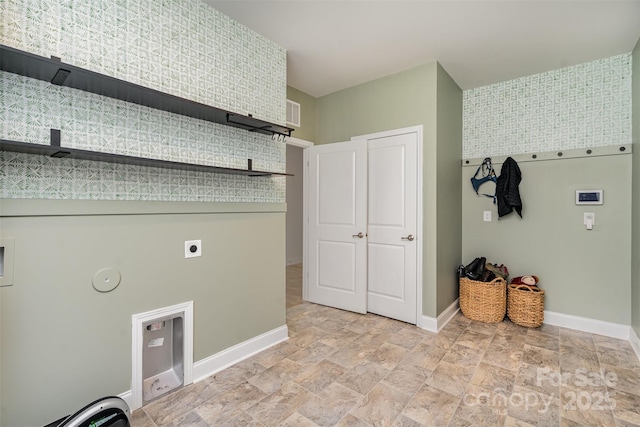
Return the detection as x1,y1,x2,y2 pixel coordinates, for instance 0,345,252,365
483,211,492,222
583,212,595,225
184,240,202,258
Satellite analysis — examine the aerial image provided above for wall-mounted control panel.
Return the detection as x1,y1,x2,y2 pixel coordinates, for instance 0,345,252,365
575,190,603,205
583,212,595,230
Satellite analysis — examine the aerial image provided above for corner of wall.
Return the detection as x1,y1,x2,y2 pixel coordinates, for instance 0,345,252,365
434,64,464,316
421,62,441,319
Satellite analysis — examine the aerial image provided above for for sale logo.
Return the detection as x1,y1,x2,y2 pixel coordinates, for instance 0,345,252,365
536,367,617,388
537,367,617,411
461,368,618,415
462,387,553,415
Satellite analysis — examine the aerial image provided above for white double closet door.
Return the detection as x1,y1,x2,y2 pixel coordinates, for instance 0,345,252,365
305,128,420,324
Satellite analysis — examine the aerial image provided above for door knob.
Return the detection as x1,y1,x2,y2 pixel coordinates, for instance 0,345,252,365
401,234,415,241
352,232,365,238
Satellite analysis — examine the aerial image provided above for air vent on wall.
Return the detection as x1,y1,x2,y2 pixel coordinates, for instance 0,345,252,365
286,99,300,127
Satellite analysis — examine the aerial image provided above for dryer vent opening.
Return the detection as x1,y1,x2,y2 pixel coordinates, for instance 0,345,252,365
142,315,184,402
132,301,193,410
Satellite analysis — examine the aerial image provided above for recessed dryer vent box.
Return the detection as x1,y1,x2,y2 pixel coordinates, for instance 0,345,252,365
0,238,15,287
142,314,184,403
576,190,603,205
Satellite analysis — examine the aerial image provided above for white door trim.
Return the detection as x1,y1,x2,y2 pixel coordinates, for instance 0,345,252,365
285,135,314,298
286,136,314,148
351,125,423,142
351,125,424,325
304,143,314,304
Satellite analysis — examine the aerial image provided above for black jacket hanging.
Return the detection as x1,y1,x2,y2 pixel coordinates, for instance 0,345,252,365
496,157,522,218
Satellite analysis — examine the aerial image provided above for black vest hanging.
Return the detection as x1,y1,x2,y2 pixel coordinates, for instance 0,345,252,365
496,157,523,218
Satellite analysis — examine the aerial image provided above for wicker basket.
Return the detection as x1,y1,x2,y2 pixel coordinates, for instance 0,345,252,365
507,284,545,328
459,276,507,323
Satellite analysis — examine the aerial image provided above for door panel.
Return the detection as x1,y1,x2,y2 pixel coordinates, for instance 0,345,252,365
318,241,356,292
318,151,357,225
367,243,405,300
368,146,405,227
307,140,367,314
367,133,417,324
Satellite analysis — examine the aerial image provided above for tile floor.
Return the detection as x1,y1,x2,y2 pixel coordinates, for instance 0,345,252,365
132,264,640,426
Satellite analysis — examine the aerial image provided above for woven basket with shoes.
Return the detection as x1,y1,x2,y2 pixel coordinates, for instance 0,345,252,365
507,284,545,328
459,276,507,323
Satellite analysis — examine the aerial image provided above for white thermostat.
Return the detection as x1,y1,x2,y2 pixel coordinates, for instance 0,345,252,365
576,190,603,205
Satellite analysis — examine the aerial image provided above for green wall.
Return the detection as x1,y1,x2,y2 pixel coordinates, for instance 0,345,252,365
435,65,463,315
632,39,640,336
462,155,632,324
287,86,317,142
316,63,437,145
315,62,463,319
0,200,285,427
0,232,2,425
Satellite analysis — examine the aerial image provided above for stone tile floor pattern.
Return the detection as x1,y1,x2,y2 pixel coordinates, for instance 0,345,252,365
132,265,640,426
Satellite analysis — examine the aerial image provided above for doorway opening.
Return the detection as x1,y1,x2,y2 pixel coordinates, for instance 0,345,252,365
286,137,314,308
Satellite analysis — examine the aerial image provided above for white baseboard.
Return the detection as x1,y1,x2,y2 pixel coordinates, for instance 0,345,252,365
118,390,133,413
437,299,460,331
192,325,289,383
543,311,630,340
417,314,436,332
119,325,288,409
417,299,460,333
630,327,640,362
418,303,632,340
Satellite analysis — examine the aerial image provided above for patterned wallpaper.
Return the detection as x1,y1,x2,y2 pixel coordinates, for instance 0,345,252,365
0,0,287,202
1,0,286,125
1,152,283,202
463,54,632,159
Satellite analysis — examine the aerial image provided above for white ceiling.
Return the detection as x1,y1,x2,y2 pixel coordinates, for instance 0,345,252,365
205,1,640,98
